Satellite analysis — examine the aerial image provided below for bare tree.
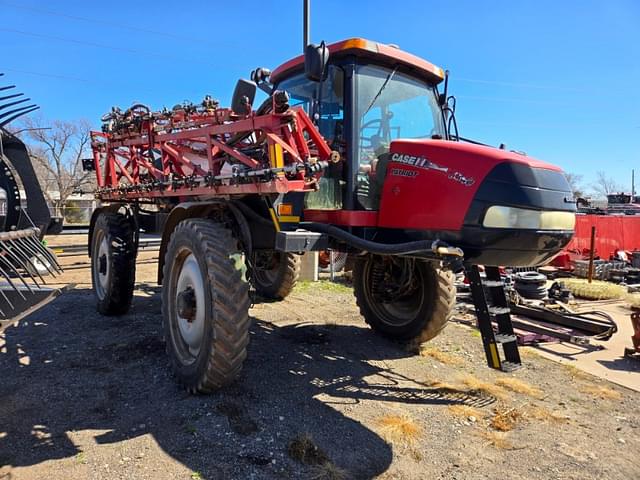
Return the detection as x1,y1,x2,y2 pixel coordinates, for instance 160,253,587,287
591,170,623,199
18,116,94,215
564,172,584,199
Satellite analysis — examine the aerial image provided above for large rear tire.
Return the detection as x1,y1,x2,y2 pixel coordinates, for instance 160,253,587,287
353,255,455,344
251,251,300,300
162,219,250,393
91,212,136,316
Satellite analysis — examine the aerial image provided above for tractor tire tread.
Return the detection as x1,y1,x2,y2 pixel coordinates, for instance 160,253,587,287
162,219,250,394
254,252,300,300
93,212,136,316
353,258,455,345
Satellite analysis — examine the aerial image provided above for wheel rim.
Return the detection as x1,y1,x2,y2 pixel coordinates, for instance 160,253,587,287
93,229,110,301
363,258,425,327
170,249,206,365
252,251,280,286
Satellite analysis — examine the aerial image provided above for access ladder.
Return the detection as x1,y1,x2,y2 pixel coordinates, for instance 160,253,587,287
466,265,522,371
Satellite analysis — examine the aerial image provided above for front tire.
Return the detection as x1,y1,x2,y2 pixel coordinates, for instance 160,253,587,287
353,255,455,344
91,212,136,316
251,251,300,300
162,219,250,393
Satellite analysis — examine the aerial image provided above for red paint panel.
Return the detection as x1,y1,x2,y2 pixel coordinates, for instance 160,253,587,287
378,139,559,232
564,215,640,258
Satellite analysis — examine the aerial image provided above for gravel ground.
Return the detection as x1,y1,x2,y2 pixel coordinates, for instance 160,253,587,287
0,242,639,479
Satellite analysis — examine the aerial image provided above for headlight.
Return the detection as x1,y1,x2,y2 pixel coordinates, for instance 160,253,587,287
483,206,575,230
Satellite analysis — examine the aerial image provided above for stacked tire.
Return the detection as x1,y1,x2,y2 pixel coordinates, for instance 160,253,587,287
513,271,547,300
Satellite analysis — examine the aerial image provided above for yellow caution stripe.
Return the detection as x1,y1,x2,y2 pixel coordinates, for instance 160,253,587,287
489,343,500,369
268,207,281,232
278,215,300,223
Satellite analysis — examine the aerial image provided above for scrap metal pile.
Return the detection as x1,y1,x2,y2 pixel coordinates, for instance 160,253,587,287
456,267,618,348
0,73,63,332
89,92,336,202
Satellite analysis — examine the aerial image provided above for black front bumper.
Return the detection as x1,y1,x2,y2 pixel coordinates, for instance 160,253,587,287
453,227,573,266
383,162,576,266
459,162,576,266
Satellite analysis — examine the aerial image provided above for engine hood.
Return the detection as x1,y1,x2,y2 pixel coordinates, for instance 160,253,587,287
376,139,575,266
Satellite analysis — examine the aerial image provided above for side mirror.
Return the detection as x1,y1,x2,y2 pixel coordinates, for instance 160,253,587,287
304,42,329,82
231,79,256,115
81,158,95,172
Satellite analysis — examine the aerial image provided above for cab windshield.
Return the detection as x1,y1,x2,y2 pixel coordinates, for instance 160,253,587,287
277,63,444,210
356,65,444,209
356,65,444,165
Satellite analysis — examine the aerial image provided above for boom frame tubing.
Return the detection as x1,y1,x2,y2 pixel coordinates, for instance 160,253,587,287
91,107,332,202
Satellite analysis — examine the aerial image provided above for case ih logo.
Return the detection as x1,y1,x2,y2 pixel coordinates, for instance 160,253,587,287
390,152,475,187
390,153,448,172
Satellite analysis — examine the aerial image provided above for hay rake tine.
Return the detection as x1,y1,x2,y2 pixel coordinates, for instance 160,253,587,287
0,104,37,121
0,92,24,102
0,263,26,300
7,239,47,284
26,230,63,272
0,97,30,112
14,236,58,277
0,242,41,288
0,270,15,311
0,252,34,293
0,106,40,129
25,235,62,273
20,236,59,277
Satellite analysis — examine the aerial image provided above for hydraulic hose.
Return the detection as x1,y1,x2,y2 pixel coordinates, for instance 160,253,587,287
301,222,464,257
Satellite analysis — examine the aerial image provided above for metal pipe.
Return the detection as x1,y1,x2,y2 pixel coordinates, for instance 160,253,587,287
587,226,596,283
303,0,310,51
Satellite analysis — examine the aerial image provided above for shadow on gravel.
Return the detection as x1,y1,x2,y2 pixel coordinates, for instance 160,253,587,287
0,285,491,479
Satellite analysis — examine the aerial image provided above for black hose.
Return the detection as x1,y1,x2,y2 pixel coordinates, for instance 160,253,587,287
302,222,436,256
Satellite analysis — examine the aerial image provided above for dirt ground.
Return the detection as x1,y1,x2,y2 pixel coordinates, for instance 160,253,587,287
1,237,639,479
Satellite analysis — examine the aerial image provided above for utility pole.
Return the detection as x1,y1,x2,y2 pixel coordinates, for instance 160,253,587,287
303,0,310,51
632,169,636,199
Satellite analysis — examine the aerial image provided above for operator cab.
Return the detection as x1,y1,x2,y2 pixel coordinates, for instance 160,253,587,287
271,38,447,212
269,38,575,267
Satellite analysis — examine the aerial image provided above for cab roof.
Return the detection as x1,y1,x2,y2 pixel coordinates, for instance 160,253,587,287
270,38,445,85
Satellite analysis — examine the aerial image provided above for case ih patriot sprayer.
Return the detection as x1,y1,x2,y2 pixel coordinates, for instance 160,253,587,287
87,33,576,393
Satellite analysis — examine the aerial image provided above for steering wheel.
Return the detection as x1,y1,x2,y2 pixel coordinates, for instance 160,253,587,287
359,119,383,149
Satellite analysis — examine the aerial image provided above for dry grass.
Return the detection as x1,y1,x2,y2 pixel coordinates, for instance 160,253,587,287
627,292,640,308
419,346,463,366
427,380,464,392
310,462,348,480
525,405,569,424
377,414,422,445
447,404,486,421
288,433,329,465
458,374,508,400
476,430,513,450
563,364,593,381
495,378,543,398
490,406,523,432
580,385,622,400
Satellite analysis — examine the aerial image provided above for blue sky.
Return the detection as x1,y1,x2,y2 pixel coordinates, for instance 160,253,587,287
2,0,638,192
